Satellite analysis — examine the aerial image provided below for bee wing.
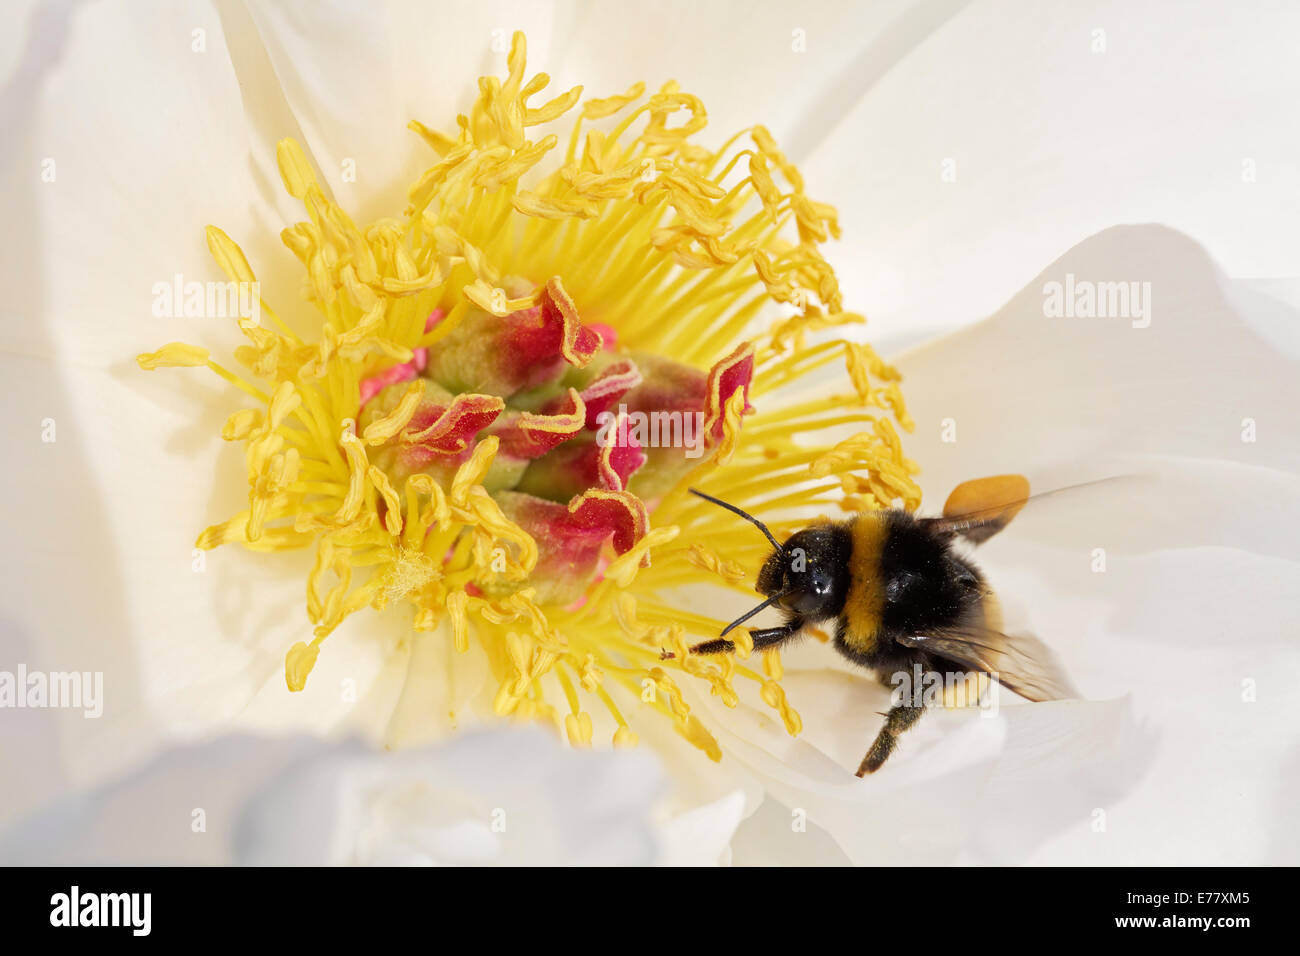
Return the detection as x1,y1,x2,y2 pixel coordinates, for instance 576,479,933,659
921,474,1132,545
929,474,1031,544
896,626,1078,702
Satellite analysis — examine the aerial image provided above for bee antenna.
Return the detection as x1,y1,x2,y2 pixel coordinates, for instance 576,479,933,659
719,590,791,637
688,488,783,552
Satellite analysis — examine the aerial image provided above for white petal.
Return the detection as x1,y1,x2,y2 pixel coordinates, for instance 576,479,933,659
0,733,319,864
654,788,747,866
0,0,306,816
244,0,933,198
895,226,1299,497
556,0,934,150
687,666,1148,864
808,4,1300,346
233,727,651,865
0,727,710,866
728,792,853,866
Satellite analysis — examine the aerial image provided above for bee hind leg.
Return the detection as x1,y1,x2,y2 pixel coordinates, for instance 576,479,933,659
856,704,925,776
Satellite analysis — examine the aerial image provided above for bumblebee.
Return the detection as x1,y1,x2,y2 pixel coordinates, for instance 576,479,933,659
686,475,1076,775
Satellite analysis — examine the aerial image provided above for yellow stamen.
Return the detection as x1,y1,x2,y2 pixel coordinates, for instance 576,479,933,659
139,31,921,762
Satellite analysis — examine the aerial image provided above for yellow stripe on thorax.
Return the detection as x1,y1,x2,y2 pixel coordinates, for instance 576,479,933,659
843,513,888,653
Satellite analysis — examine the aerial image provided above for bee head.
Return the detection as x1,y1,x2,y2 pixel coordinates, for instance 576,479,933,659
686,489,850,635
758,525,849,620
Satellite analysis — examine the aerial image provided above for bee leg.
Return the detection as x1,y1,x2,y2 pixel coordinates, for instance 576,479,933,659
748,623,804,650
855,704,925,776
679,638,734,656
684,620,802,657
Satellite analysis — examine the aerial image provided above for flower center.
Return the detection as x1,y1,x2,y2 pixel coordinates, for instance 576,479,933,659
137,32,920,759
